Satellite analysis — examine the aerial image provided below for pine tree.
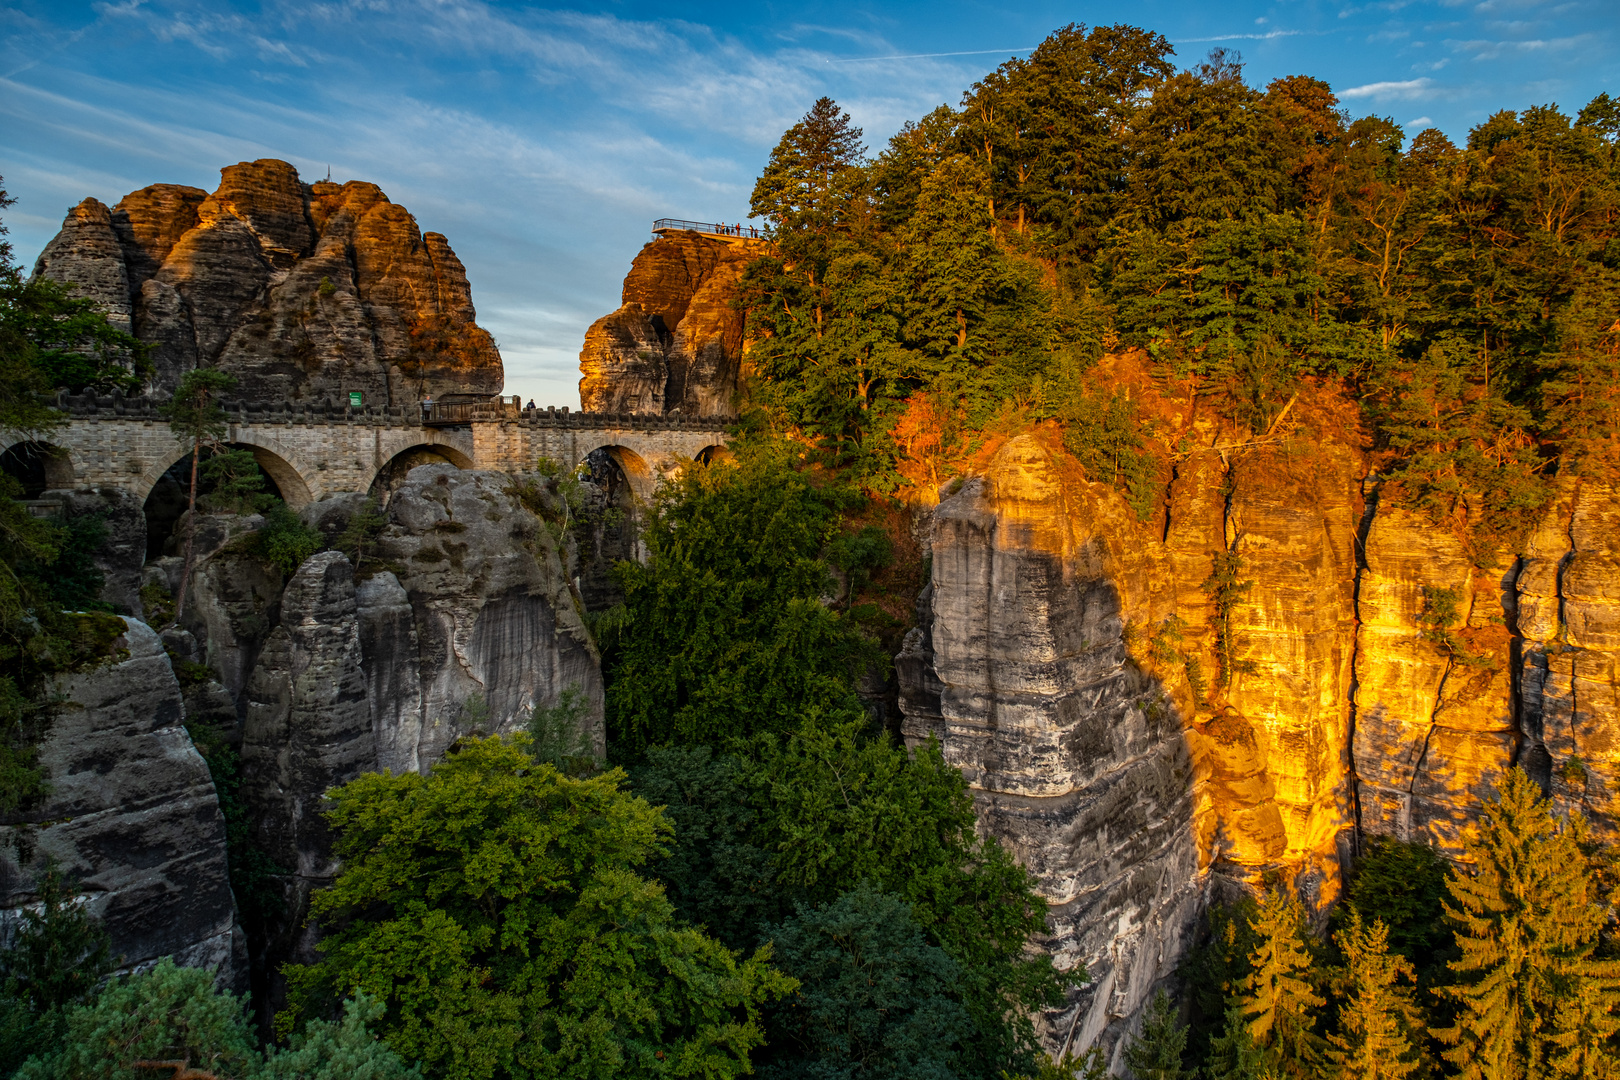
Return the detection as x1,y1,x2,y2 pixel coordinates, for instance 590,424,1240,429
750,96,867,238
1207,1005,1271,1080
1434,767,1620,1080
0,865,113,1072
159,367,235,620
1326,908,1424,1080
1241,890,1324,1079
1125,989,1196,1080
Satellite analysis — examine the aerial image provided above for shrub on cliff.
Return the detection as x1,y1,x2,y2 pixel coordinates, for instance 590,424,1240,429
284,734,792,1080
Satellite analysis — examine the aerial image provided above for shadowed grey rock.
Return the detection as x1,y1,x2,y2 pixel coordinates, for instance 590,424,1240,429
32,199,133,333
0,619,235,980
901,453,1201,1069
43,487,148,615
376,464,604,763
240,550,374,1009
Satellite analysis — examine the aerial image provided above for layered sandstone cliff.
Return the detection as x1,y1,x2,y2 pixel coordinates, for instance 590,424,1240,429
889,363,1620,1065
898,408,1366,1065
16,463,604,1007
33,159,502,403
577,231,751,415
223,467,601,1016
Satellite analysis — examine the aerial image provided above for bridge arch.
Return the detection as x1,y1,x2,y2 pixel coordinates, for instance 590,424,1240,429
598,446,653,503
133,432,316,510
372,442,477,501
694,444,731,466
566,434,684,503
142,439,314,510
0,440,75,496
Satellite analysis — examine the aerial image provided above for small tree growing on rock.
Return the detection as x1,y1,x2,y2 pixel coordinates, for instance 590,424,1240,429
159,369,234,620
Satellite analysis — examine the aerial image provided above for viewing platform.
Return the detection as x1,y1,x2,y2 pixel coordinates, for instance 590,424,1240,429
652,218,767,244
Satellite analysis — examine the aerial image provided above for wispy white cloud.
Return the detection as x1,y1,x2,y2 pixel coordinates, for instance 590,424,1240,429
1340,76,1436,98
1445,32,1592,59
826,47,1034,63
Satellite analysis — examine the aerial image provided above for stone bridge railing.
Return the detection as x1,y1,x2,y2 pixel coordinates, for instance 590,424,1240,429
8,393,733,507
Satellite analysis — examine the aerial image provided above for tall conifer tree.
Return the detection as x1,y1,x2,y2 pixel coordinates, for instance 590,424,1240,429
1125,989,1196,1080
1207,1004,1271,1080
1241,890,1324,1079
1434,767,1620,1080
1326,909,1424,1080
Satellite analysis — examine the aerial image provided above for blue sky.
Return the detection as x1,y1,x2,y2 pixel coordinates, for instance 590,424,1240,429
2,0,1614,407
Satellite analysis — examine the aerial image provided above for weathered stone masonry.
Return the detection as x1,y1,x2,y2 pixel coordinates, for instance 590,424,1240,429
6,392,733,505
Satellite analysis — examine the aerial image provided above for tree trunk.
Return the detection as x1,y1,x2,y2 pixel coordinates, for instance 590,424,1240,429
174,436,200,622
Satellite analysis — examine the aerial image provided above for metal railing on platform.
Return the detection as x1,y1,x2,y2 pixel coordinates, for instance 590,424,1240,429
421,396,521,426
652,218,765,241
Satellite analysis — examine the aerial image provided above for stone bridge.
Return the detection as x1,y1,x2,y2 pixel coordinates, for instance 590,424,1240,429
2,392,732,507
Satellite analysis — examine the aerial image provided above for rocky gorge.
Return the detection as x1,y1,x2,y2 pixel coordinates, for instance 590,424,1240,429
10,169,1620,1074
0,462,602,1019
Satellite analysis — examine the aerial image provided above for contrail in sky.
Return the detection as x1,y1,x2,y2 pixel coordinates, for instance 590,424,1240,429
1174,29,1314,42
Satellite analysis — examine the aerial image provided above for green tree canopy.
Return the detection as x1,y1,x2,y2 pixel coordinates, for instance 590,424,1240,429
18,957,417,1080
602,442,881,752
631,712,1065,1078
285,734,792,1080
1124,989,1196,1080
760,885,969,1080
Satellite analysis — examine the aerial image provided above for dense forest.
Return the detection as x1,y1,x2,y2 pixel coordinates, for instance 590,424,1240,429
742,26,1619,560
4,17,1620,1080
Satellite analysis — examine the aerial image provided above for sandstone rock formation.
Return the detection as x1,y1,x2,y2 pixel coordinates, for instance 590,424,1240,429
900,438,1202,1064
32,198,134,333
885,369,1620,1065
1351,502,1518,852
1521,479,1620,838
241,550,373,1008
151,466,604,1012
578,231,751,415
0,619,238,982
33,159,502,403
567,232,1620,1064
371,465,605,767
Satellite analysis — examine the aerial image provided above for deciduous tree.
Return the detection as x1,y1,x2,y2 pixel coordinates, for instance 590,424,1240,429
284,735,792,1080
